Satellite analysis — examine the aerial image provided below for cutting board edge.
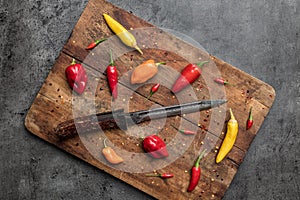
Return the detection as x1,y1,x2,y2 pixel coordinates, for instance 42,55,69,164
210,55,276,108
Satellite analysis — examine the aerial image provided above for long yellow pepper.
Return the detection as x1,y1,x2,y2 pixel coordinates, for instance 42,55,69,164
216,108,238,163
103,14,143,55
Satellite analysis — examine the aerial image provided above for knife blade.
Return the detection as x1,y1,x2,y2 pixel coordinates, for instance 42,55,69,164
55,100,226,139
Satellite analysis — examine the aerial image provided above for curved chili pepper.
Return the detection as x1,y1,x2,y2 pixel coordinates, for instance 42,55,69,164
65,59,88,94
216,108,238,163
102,138,124,164
246,107,253,130
85,38,107,50
187,149,206,192
147,83,160,99
142,135,168,158
103,13,143,54
171,61,208,93
106,50,118,99
214,77,229,85
171,124,196,135
145,173,174,179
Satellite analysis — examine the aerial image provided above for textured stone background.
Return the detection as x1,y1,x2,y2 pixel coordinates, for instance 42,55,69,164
0,0,299,199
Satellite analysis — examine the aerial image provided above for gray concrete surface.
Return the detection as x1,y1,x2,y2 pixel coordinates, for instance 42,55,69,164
0,0,299,199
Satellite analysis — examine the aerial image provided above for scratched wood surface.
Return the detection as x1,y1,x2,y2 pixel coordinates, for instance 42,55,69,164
24,0,275,199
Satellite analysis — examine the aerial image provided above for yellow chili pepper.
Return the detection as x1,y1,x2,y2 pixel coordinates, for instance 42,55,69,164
102,138,124,164
216,108,238,163
103,13,143,55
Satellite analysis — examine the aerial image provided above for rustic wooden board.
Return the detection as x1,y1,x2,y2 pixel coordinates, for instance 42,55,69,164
25,0,275,199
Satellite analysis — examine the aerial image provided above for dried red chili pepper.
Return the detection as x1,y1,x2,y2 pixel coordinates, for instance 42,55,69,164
65,59,88,94
145,173,174,179
142,135,168,158
85,38,107,50
147,83,160,99
214,77,229,85
171,61,208,93
171,125,196,135
187,149,206,192
106,50,118,99
246,107,253,130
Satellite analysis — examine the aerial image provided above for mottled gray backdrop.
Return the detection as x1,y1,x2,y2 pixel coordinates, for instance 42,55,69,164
0,0,299,199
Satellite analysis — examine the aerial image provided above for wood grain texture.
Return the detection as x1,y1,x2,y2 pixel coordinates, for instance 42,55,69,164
25,0,275,199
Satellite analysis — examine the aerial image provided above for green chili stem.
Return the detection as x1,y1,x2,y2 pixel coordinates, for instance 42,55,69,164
195,149,207,168
195,61,209,68
147,91,154,99
249,107,253,120
96,38,107,44
155,62,166,66
109,49,115,66
71,58,76,65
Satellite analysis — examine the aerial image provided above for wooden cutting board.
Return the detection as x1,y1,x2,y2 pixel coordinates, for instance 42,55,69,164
25,0,275,199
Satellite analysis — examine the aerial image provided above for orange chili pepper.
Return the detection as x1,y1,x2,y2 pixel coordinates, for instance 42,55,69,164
131,60,165,84
102,138,123,164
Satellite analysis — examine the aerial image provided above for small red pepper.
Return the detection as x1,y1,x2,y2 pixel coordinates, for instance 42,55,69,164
147,83,160,99
65,59,88,94
171,61,208,93
246,107,253,130
145,173,174,179
142,135,169,159
106,50,118,99
187,149,206,192
171,125,196,135
85,38,107,50
214,78,229,85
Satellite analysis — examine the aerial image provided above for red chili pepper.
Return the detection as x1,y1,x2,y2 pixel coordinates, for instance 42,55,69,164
187,149,206,192
142,135,169,158
85,38,107,50
171,61,208,93
147,83,160,99
106,50,118,99
171,125,196,135
65,59,88,94
246,107,253,130
145,173,174,179
214,77,229,85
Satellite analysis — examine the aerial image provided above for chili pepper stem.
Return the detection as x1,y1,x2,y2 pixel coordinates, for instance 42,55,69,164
134,45,143,55
155,62,166,66
103,138,108,148
229,108,235,120
146,91,154,99
170,124,183,133
195,149,207,168
249,107,253,120
224,81,235,86
109,49,115,66
96,38,107,44
195,61,209,68
71,58,76,65
170,124,196,135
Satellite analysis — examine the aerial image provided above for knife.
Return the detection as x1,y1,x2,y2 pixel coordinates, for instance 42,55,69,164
55,100,226,139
